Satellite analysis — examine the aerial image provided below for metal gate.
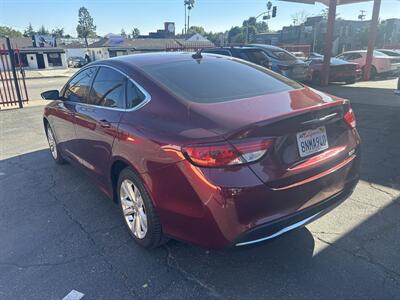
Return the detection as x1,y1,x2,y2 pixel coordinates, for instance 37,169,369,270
0,38,29,108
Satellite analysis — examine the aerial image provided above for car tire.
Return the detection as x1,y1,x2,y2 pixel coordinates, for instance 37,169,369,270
117,168,167,249
345,78,356,84
362,65,377,80
45,123,65,164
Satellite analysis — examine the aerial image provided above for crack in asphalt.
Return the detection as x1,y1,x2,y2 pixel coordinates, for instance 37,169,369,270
315,236,400,283
348,198,382,210
163,244,224,300
47,178,140,300
0,254,96,270
368,183,399,198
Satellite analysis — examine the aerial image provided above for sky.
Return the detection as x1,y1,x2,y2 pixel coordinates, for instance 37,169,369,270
1,0,400,37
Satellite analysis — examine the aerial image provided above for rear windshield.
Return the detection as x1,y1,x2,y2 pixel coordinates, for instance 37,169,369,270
241,49,269,64
140,57,301,103
269,50,297,61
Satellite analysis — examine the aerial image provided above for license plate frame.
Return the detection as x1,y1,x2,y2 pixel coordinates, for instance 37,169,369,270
296,126,329,158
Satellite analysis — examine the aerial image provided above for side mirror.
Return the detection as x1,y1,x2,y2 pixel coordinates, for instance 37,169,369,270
41,90,60,100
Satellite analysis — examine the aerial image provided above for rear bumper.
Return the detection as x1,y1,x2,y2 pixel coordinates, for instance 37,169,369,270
329,71,358,82
148,145,360,249
233,181,356,247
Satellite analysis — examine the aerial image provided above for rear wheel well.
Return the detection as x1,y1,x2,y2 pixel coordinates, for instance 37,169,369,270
111,160,129,203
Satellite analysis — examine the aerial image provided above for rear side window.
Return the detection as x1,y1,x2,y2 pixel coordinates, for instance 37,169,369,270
63,67,97,103
89,67,126,108
126,80,146,109
141,57,302,103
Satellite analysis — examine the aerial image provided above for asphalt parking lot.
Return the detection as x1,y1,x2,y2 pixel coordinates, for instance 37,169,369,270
1,79,399,299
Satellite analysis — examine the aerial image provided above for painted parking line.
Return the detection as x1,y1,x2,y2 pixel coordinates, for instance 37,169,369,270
62,290,85,300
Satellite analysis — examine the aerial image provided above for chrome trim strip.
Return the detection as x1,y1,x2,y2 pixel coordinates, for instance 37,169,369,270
301,112,338,125
63,63,151,112
235,212,321,246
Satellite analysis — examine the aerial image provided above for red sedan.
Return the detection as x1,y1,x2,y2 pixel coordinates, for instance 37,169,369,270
41,52,360,249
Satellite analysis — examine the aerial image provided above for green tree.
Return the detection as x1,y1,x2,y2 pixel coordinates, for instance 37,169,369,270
228,26,242,43
24,23,35,37
37,25,49,35
0,26,23,38
52,27,65,38
121,28,127,38
76,6,96,47
131,28,140,38
187,26,206,36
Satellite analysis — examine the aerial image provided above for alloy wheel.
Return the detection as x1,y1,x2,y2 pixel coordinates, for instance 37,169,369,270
47,127,58,160
120,179,148,239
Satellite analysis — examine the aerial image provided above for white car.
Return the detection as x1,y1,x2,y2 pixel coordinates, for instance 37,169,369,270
337,50,400,78
291,51,307,61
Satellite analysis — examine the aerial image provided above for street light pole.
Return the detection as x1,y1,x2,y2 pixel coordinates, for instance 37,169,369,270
184,0,194,37
184,3,187,35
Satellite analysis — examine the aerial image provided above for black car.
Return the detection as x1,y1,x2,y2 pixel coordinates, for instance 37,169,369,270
202,47,271,69
67,56,87,68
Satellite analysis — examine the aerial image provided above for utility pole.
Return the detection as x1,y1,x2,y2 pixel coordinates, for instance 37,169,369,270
321,0,337,86
364,0,381,81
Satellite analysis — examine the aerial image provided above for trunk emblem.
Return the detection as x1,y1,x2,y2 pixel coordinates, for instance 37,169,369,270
301,112,338,125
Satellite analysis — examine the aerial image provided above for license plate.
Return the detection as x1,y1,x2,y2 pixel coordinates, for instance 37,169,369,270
296,126,329,158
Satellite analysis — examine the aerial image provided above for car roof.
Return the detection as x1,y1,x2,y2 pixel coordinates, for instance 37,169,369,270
340,50,366,54
205,46,258,51
90,52,238,70
248,44,283,51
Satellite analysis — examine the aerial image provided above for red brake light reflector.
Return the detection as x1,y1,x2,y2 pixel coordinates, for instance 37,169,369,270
344,108,356,129
182,139,274,167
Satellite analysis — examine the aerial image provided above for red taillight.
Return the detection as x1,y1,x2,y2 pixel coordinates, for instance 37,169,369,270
182,139,274,167
344,108,356,129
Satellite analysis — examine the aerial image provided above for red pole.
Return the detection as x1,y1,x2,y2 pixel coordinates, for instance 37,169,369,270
363,0,381,81
321,0,337,86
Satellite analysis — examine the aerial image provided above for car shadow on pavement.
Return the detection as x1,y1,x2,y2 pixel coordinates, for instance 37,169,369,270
1,148,399,299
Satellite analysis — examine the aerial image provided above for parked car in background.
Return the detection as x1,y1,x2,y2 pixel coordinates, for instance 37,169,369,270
248,44,309,82
67,56,87,68
376,49,400,57
41,52,360,249
291,51,307,60
202,46,271,69
306,57,361,85
309,52,324,59
337,50,400,78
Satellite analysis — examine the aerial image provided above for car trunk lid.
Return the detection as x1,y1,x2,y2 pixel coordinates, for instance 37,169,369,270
188,86,358,189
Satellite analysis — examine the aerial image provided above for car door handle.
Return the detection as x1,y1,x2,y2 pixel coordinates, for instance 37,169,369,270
99,119,111,128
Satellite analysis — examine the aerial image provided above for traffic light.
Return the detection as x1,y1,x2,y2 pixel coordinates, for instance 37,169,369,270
272,6,277,18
